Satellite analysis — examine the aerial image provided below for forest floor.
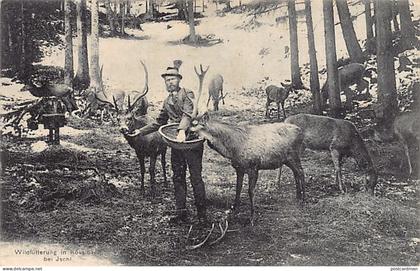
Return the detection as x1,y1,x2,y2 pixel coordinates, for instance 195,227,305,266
1,1,419,267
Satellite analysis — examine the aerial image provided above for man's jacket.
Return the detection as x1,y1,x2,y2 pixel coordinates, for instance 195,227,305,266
135,87,195,135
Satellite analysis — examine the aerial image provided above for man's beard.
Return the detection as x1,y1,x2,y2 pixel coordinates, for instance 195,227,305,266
167,85,179,92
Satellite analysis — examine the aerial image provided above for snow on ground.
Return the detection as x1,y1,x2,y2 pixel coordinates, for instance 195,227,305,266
39,1,387,110
3,1,419,112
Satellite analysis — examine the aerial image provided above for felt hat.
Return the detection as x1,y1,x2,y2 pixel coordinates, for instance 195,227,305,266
161,67,183,79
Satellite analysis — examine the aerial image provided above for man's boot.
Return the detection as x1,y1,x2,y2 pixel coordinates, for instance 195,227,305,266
169,209,189,225
197,206,207,224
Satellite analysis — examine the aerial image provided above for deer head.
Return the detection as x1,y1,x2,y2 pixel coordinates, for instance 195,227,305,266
113,60,150,135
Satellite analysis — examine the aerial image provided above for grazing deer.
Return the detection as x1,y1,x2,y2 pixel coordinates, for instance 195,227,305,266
284,113,377,194
108,61,168,196
321,63,369,110
207,74,227,111
265,82,293,119
393,111,419,177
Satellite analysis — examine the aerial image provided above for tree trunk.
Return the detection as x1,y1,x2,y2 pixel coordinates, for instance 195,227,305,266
148,0,155,18
64,0,74,87
336,0,364,63
89,0,101,91
126,0,131,15
304,0,321,114
375,0,397,133
120,1,126,35
106,0,117,36
202,0,205,12
288,0,303,89
75,0,90,90
364,0,375,53
391,1,399,32
188,0,197,43
399,0,416,50
323,0,341,118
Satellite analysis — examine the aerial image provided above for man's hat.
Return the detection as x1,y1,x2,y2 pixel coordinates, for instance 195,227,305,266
161,67,183,79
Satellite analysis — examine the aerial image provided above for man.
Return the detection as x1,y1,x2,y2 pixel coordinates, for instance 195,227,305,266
128,65,207,224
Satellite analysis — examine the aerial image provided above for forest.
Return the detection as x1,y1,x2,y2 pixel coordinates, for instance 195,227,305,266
0,0,419,266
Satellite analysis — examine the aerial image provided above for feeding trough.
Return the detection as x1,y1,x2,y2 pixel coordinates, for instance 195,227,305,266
158,123,204,150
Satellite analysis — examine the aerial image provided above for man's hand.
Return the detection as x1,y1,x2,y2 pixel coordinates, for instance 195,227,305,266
176,130,186,142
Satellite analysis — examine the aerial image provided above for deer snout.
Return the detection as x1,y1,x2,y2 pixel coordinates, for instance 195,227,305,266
119,126,130,134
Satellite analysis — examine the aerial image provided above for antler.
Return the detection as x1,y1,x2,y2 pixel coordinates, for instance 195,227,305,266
128,60,149,112
209,220,229,246
190,64,209,118
185,223,215,250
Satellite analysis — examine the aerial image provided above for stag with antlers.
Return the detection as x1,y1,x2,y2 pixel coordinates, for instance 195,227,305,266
127,61,209,225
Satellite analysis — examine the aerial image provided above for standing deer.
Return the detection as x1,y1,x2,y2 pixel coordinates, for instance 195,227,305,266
265,82,293,119
184,70,305,225
321,63,370,110
110,61,168,196
393,111,419,177
190,115,305,225
284,113,377,194
207,74,227,111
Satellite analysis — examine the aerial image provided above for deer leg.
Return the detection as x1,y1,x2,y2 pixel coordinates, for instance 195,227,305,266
281,101,286,119
248,169,259,226
330,149,345,193
277,165,283,187
161,148,168,187
149,155,157,197
221,88,225,105
401,141,413,176
137,153,146,194
277,102,281,119
232,168,245,212
285,155,305,201
265,100,271,118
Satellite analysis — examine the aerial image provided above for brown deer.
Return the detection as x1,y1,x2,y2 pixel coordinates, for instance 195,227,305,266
393,111,419,178
109,61,168,196
265,82,293,119
207,74,227,111
284,113,377,194
321,63,370,110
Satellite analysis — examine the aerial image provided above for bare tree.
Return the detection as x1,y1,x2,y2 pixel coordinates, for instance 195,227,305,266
304,0,321,114
120,0,126,35
398,0,416,50
364,0,374,53
64,0,74,87
89,0,101,91
106,0,117,36
74,0,90,90
336,0,364,63
188,0,197,43
323,0,341,118
288,0,303,89
375,0,398,134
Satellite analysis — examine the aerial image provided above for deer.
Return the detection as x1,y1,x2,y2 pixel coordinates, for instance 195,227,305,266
284,113,378,195
184,67,305,227
207,74,227,111
105,61,168,196
321,63,370,110
265,81,293,119
393,111,419,178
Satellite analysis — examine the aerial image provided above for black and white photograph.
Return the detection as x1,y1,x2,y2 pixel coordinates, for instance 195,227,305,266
0,0,418,268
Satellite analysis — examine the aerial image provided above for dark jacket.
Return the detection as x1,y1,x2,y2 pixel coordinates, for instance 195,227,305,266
135,87,195,135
